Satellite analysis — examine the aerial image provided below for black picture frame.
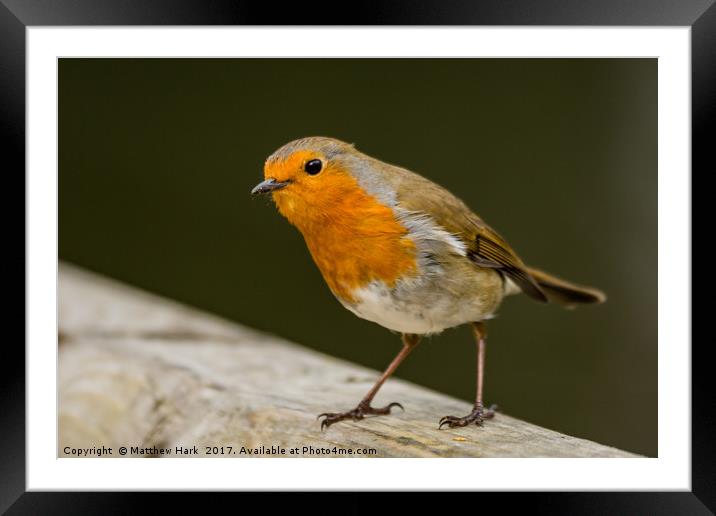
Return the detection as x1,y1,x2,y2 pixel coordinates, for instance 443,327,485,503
3,0,711,512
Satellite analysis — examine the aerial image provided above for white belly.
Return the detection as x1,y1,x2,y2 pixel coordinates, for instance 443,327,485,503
341,280,496,335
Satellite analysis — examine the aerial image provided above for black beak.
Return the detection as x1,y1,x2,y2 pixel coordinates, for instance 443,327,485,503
251,178,290,195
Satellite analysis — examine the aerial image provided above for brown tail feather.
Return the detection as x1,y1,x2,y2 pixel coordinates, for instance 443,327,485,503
526,267,606,308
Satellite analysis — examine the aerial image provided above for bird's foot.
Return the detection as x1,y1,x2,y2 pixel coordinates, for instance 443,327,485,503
439,403,498,429
318,401,403,431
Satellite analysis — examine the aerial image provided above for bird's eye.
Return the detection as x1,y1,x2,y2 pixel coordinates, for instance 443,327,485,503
304,159,323,175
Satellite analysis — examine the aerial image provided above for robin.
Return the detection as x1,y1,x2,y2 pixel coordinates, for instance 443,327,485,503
252,137,605,431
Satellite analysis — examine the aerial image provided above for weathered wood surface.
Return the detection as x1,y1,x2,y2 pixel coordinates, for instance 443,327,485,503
58,263,639,458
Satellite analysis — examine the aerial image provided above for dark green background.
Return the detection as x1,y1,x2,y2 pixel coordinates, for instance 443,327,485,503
59,58,657,456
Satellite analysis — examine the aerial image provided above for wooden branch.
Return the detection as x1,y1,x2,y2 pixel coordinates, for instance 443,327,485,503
58,263,639,458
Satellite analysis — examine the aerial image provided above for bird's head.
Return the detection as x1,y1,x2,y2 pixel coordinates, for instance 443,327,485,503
252,137,369,229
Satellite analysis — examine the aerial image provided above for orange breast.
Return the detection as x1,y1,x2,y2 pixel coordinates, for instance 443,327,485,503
272,171,417,302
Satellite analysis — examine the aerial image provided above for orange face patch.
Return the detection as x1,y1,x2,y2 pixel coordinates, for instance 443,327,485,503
264,152,417,302
264,150,317,183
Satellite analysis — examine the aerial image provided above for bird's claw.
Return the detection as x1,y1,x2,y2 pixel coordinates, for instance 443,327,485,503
438,403,498,429
318,401,404,431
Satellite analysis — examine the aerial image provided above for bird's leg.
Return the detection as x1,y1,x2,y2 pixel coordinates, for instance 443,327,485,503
318,333,420,430
439,322,497,429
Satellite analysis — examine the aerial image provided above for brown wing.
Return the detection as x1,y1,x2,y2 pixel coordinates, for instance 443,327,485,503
467,224,548,302
383,163,548,302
